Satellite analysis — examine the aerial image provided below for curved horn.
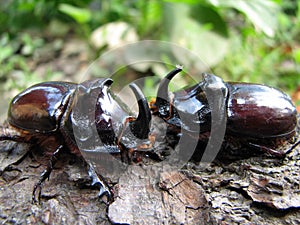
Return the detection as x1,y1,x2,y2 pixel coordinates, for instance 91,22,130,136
129,83,151,139
155,66,183,116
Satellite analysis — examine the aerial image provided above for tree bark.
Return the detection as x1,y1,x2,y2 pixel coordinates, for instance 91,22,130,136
1,124,300,224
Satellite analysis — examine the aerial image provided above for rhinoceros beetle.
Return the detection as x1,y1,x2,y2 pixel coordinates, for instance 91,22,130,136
0,78,151,202
153,66,298,158
0,66,298,203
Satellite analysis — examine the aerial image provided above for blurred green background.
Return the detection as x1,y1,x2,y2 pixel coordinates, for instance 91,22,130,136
0,0,299,110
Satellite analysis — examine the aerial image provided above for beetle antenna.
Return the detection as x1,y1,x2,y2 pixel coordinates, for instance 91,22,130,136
155,66,182,117
129,83,151,139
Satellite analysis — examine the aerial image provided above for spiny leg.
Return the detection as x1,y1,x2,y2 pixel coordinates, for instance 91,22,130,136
88,163,112,203
249,139,300,158
32,145,64,203
247,143,285,158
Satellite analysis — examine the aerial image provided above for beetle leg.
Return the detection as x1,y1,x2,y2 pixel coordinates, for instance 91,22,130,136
87,163,112,203
32,145,63,203
247,143,285,158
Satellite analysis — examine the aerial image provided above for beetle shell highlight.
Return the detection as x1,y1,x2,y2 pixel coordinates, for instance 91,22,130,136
226,83,297,139
8,82,76,133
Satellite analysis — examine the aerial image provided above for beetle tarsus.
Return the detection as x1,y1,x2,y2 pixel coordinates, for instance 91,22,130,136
32,145,64,203
88,164,112,202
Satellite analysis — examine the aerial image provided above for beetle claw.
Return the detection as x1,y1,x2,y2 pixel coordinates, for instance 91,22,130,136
32,183,42,204
88,164,113,202
32,145,64,204
98,186,113,203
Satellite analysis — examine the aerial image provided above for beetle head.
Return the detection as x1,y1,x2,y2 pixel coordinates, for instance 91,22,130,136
72,78,151,147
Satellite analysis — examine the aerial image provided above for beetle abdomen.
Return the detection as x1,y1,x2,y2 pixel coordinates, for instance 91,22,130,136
8,82,76,133
227,83,297,138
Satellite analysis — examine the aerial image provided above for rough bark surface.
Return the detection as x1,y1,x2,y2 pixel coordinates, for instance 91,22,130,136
1,121,300,224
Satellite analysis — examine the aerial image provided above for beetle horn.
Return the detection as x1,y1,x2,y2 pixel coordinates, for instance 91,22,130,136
155,66,183,117
129,83,151,139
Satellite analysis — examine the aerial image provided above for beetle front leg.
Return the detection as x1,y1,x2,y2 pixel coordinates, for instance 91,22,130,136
32,145,64,203
87,163,112,203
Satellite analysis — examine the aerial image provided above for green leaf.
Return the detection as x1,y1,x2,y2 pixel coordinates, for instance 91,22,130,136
163,0,202,4
164,3,229,68
58,3,91,24
0,46,14,62
207,0,279,37
138,1,162,35
293,48,300,63
144,1,162,28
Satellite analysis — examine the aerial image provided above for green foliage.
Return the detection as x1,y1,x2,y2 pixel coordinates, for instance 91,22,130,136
58,3,92,24
0,32,46,91
207,0,279,37
0,0,299,98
